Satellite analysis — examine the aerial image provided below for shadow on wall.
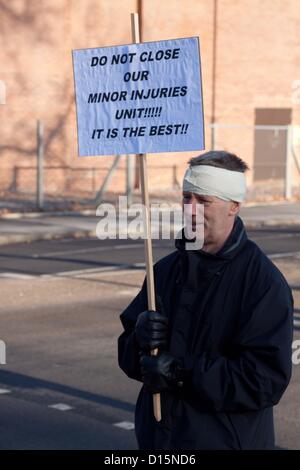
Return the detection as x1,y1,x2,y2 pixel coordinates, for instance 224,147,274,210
0,0,75,193
0,1,62,43
0,97,74,162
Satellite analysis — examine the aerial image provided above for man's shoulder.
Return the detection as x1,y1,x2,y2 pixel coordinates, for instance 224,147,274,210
152,250,180,280
154,250,179,273
242,238,290,291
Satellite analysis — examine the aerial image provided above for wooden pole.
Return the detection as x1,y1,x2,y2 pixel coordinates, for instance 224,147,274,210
131,12,161,422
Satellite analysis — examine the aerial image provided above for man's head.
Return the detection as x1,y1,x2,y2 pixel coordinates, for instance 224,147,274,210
182,151,249,253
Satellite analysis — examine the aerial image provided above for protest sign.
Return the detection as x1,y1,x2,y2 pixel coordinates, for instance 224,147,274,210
72,37,204,156
72,18,206,423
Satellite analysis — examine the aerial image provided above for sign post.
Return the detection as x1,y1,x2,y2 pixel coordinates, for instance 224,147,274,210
131,12,161,422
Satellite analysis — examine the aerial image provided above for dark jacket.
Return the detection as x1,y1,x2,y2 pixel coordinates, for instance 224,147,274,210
118,216,294,450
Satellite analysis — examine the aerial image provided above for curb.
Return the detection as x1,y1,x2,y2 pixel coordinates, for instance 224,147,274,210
243,219,300,229
0,199,298,220
0,229,95,246
0,210,96,220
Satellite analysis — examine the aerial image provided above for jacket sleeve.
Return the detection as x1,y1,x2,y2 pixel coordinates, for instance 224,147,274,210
182,278,294,412
118,277,148,382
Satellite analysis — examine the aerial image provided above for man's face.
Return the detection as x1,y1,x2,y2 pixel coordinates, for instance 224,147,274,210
182,191,238,245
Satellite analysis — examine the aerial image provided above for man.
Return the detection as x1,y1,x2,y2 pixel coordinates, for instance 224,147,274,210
118,150,294,450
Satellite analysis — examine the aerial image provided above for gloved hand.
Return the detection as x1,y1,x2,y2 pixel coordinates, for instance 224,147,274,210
135,310,168,351
140,352,186,393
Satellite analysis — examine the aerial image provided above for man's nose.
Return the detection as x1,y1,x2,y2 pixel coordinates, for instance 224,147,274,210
191,199,199,217
184,200,197,216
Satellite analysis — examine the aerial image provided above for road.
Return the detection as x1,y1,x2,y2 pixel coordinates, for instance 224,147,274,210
0,225,300,276
0,226,299,449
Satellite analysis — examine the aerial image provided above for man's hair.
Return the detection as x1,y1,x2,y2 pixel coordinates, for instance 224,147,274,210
188,150,249,173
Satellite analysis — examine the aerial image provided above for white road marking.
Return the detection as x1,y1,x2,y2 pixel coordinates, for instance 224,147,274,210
251,233,297,240
0,249,299,280
114,243,153,250
269,251,300,259
0,389,11,394
1,248,300,280
294,319,300,328
32,243,153,258
48,403,74,411
41,263,145,278
0,264,146,280
42,266,119,277
0,273,35,279
118,289,140,296
113,421,135,430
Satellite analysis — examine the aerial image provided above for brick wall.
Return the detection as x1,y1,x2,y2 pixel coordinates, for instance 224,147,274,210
0,0,299,199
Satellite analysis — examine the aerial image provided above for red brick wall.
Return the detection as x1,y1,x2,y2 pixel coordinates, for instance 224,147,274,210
0,0,299,198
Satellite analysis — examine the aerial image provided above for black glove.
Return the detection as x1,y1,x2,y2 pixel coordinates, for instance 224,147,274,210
140,352,186,393
135,310,168,351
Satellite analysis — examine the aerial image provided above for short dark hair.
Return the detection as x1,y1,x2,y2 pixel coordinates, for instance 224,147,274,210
188,150,249,173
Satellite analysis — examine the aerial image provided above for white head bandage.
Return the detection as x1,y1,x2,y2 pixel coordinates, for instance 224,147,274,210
183,165,246,202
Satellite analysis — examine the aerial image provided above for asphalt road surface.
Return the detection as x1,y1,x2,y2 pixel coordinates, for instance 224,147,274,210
0,226,299,449
0,225,300,277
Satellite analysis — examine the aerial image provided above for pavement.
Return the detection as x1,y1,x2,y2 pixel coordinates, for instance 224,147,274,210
0,201,300,246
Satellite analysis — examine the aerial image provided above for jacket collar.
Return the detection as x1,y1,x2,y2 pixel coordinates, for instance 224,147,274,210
175,215,248,262
174,216,248,287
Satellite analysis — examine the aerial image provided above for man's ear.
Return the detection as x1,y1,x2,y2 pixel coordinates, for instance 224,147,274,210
229,201,240,216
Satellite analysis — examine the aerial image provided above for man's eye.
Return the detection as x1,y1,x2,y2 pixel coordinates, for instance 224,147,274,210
199,199,211,205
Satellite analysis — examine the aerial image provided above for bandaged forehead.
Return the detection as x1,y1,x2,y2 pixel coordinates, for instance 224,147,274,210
183,165,246,202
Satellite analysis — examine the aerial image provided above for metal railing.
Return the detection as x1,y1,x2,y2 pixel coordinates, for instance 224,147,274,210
1,121,300,212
